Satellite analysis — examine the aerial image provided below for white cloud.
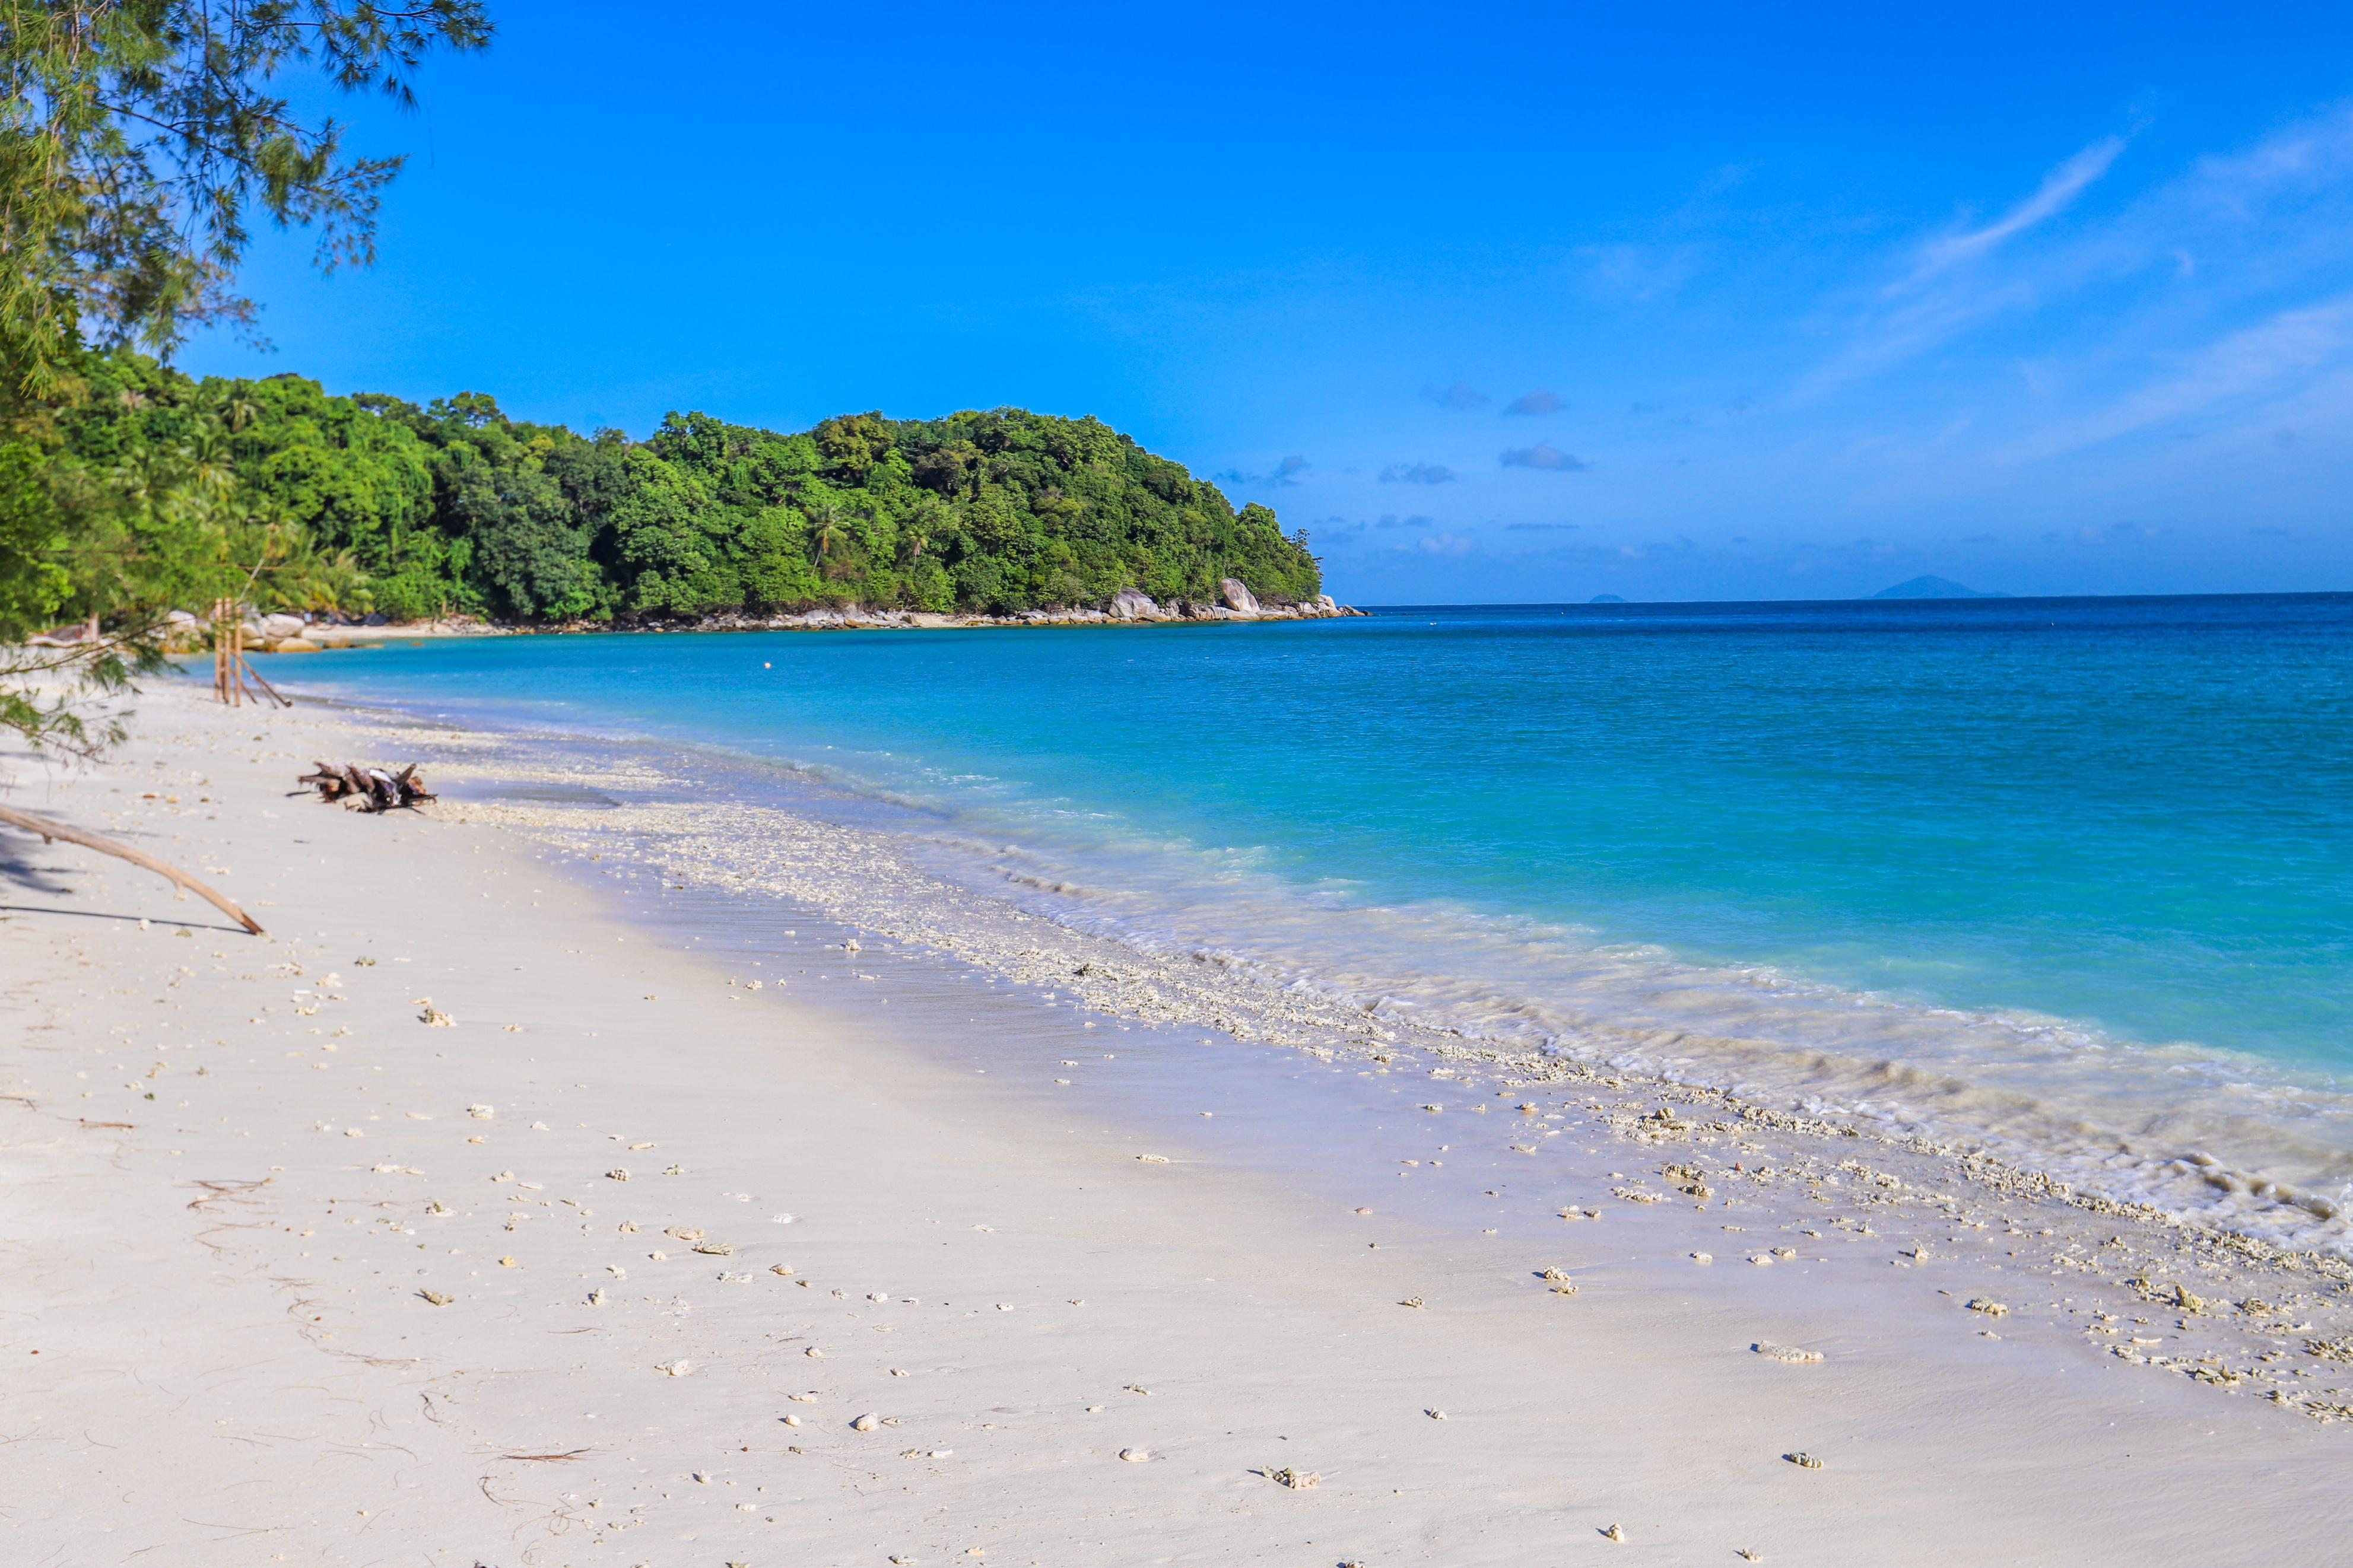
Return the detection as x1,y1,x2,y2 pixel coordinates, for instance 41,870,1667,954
1907,136,2127,283
2010,294,2353,461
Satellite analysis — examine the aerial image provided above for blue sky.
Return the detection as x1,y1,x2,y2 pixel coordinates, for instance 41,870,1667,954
182,2,2353,602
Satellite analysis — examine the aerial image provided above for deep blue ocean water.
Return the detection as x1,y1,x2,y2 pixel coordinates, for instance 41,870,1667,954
262,594,2353,1220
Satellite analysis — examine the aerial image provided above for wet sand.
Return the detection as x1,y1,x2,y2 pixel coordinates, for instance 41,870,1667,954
2,680,2346,1566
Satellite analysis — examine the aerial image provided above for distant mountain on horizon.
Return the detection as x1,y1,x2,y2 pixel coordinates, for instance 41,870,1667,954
1872,575,2008,600
1589,593,1627,603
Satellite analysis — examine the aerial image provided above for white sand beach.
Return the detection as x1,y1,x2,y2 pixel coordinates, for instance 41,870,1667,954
4,680,2347,1567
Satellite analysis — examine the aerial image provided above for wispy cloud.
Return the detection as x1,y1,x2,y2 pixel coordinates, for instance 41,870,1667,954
1503,389,1564,416
1379,462,1456,485
1792,136,2135,401
1500,442,1589,472
1907,136,2127,284
1215,454,1312,487
2009,294,2353,460
1421,379,1490,410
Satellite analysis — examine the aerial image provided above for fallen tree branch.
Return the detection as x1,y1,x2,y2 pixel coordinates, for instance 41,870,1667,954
0,804,265,935
296,762,434,812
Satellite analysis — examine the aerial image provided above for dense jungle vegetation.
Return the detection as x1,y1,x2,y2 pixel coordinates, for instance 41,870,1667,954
0,1,1317,756
17,348,1323,626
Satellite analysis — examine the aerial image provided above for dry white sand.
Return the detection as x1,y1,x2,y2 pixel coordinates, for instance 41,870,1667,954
2,682,2346,1566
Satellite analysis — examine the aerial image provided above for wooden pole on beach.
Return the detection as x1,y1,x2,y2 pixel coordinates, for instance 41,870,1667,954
207,598,290,710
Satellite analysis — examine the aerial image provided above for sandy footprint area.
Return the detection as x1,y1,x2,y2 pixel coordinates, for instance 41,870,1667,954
1,681,2345,1567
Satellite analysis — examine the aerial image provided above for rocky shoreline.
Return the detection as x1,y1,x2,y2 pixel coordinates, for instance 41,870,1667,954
558,580,1364,637
219,581,1364,653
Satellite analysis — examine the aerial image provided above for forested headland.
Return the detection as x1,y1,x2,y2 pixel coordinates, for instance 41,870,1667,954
11,348,1325,630
0,1,1330,758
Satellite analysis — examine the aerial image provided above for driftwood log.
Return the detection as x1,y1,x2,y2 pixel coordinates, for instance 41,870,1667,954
0,803,265,934
297,762,436,812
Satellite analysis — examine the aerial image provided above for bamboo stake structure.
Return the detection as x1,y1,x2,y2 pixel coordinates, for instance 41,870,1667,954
209,597,290,710
0,803,265,935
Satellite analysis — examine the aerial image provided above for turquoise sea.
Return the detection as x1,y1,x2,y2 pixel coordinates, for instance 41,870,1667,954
269,594,2353,1236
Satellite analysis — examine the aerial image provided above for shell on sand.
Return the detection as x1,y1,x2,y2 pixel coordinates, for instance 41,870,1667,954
1266,1466,1318,1489
805,1347,824,1358
606,1168,630,1181
665,1226,703,1241
1967,1298,2009,1317
1136,1154,1169,1164
587,1288,606,1306
1754,1341,1823,1363
851,1413,882,1432
418,1290,453,1306
1601,1524,1627,1542
1785,1451,1824,1468
656,1360,693,1376
1691,1252,1713,1264
770,1264,795,1276
421,1007,455,1027
692,1242,735,1256
1119,1448,1151,1463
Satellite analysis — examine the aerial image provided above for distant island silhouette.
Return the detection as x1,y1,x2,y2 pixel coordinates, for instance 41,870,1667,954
1872,575,2008,600
1590,593,1627,603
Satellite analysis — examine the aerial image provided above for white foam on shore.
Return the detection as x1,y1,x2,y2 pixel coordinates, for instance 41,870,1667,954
343,697,2353,1255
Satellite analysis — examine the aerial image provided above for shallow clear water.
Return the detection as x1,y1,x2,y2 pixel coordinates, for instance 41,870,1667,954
262,594,2353,1223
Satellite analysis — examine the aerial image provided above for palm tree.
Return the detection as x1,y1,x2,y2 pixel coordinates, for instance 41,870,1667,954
809,502,844,561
